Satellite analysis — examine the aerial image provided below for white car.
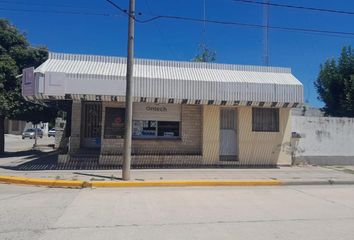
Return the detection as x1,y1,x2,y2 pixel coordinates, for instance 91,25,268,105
48,128,56,137
22,128,43,139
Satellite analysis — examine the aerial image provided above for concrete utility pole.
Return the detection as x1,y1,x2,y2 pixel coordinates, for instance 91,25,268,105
122,0,135,180
33,124,38,149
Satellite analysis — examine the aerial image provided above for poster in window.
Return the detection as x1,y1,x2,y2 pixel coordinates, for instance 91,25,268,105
133,121,143,136
104,108,125,139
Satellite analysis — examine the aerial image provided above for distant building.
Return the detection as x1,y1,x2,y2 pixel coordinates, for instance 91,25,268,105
22,52,304,167
4,119,27,135
292,106,324,117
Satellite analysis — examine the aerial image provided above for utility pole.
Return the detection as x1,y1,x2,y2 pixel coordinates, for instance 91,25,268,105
33,124,38,149
122,0,135,180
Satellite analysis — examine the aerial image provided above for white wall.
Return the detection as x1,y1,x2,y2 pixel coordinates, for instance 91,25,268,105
292,116,354,161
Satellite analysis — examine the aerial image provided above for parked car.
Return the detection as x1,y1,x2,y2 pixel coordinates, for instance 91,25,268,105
48,128,56,137
22,128,43,139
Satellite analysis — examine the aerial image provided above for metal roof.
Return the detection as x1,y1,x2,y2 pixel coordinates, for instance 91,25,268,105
33,52,303,105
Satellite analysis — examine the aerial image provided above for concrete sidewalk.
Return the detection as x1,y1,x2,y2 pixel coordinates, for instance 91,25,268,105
1,148,354,186
1,165,354,185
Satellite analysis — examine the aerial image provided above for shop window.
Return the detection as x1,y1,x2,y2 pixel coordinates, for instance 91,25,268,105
252,108,279,132
133,120,180,139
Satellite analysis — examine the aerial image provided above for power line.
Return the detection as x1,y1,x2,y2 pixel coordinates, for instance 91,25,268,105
233,0,354,16
104,0,142,20
139,14,354,37
0,0,101,11
0,7,121,17
2,4,354,39
103,0,354,38
143,0,180,59
104,0,128,15
263,0,269,66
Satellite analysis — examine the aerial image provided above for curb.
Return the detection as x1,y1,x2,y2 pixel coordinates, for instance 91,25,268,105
1,175,354,188
0,176,87,188
90,179,281,188
282,180,354,186
0,175,281,188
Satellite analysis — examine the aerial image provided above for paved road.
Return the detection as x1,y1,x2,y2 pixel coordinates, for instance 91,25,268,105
5,134,55,152
1,184,354,240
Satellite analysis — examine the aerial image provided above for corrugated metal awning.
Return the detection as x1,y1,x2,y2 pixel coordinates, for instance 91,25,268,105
26,52,303,107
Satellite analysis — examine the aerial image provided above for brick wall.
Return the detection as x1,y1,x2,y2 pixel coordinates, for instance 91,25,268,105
100,103,202,155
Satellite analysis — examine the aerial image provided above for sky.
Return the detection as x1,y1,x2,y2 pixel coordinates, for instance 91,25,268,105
2,0,354,107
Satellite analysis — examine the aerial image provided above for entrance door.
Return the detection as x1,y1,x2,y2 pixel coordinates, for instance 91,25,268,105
220,108,238,161
81,102,102,148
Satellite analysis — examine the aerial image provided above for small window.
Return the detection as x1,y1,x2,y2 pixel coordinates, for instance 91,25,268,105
252,108,279,132
157,121,180,137
133,120,180,139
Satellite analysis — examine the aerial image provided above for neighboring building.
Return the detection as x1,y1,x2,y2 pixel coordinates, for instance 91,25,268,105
292,106,324,117
4,119,27,135
22,52,303,167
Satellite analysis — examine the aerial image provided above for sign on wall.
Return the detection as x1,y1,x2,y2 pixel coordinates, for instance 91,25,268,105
104,108,125,139
22,67,35,96
133,103,181,121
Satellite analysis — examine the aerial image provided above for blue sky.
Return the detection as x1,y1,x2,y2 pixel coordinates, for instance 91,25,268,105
2,0,354,107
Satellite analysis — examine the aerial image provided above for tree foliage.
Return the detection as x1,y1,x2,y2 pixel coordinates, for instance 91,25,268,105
193,44,216,63
0,18,57,123
0,19,59,154
315,46,354,117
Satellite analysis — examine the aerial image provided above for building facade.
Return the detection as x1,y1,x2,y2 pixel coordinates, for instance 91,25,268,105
22,52,303,167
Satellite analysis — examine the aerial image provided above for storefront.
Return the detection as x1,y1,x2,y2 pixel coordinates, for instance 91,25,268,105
22,52,303,167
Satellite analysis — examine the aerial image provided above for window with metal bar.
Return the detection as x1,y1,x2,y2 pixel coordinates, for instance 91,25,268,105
252,108,279,132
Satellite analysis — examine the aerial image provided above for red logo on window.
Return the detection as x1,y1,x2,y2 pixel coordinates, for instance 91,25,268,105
114,117,122,124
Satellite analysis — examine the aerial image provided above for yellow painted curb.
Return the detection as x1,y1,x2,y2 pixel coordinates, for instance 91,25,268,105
0,176,86,188
0,175,281,188
90,180,281,188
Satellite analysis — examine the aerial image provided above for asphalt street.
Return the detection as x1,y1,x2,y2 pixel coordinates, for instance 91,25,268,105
1,184,354,240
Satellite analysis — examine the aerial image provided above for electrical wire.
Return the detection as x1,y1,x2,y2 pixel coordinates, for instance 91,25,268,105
1,2,354,39
103,0,354,38
143,0,180,59
233,0,354,16
139,14,354,37
0,7,120,17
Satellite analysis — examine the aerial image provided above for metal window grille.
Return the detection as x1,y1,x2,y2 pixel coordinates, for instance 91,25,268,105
252,108,279,132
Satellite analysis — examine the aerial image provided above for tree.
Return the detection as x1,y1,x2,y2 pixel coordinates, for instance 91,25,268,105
315,46,354,117
193,43,216,63
0,19,57,154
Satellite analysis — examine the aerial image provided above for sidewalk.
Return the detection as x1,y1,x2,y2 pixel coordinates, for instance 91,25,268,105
1,149,354,187
1,164,354,185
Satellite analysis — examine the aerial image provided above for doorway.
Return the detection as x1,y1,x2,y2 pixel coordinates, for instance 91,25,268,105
81,102,102,148
220,108,238,161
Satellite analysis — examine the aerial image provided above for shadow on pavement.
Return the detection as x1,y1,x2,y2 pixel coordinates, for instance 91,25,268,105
73,172,123,180
0,150,280,171
0,150,119,171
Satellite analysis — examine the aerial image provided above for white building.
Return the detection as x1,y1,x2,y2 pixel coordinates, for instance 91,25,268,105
22,52,303,167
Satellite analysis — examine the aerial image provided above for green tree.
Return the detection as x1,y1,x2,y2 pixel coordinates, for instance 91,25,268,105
193,44,216,63
0,19,57,154
315,46,354,117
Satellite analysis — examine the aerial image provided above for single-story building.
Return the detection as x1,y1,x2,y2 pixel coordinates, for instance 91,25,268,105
22,52,303,167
